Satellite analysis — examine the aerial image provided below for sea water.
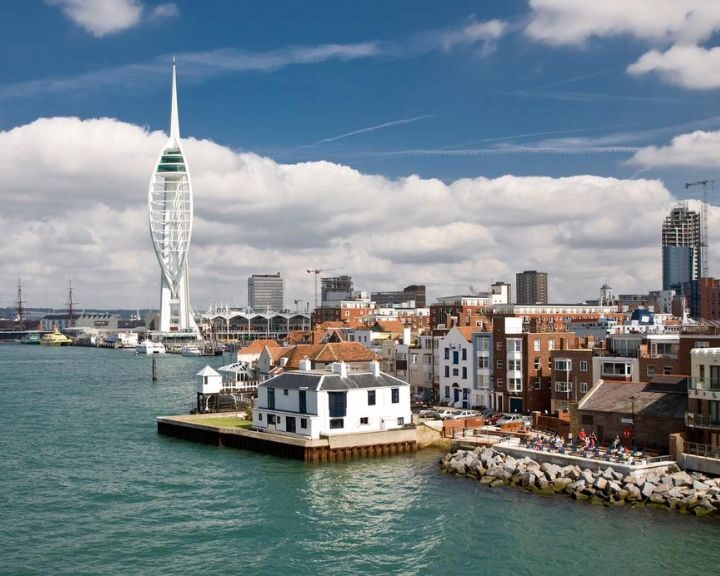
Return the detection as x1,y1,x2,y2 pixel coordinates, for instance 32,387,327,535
1,344,718,575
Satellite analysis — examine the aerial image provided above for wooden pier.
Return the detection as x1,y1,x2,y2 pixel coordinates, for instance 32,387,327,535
157,415,418,462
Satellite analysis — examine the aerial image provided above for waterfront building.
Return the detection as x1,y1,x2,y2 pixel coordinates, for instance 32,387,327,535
148,61,198,337
203,306,311,342
252,360,411,439
437,326,481,409
407,334,435,403
549,348,593,414
516,270,548,305
686,347,720,450
472,331,494,411
697,277,720,320
248,273,284,312
40,311,119,331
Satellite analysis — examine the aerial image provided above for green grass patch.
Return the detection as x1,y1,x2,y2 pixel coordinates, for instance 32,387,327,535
195,416,252,429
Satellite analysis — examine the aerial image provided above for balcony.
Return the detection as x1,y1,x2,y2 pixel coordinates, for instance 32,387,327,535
685,412,720,430
687,377,720,401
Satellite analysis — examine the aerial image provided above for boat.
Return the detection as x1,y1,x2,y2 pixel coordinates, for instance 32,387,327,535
135,340,166,355
40,328,73,346
21,332,41,345
180,344,203,357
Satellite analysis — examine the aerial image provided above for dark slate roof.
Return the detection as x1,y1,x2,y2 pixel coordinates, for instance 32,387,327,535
259,370,408,392
579,381,687,419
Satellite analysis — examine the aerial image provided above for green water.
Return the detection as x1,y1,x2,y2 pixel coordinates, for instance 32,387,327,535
1,344,718,575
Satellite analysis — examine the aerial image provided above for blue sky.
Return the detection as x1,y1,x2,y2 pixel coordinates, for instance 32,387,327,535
3,1,720,308
3,0,719,189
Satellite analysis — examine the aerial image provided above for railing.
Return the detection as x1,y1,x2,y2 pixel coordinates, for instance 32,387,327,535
687,377,720,392
684,441,720,460
685,412,720,429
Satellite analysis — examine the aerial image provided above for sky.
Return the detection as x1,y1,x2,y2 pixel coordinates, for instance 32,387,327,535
3,0,720,311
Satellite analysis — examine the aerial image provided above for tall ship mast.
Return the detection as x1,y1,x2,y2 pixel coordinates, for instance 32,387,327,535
15,278,25,330
65,279,77,327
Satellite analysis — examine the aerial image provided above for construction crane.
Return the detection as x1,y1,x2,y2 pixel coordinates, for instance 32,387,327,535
306,269,322,311
685,179,718,278
293,298,302,312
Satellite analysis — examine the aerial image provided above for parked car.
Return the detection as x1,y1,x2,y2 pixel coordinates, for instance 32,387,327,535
418,409,439,419
495,413,525,425
446,410,480,420
436,409,460,420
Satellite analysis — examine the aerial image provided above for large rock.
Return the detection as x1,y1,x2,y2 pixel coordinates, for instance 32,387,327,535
625,483,641,501
563,465,581,481
522,472,536,488
450,459,467,475
553,478,573,493
541,462,562,481
594,476,608,491
642,482,656,499
581,470,595,484
567,479,586,493
480,475,494,486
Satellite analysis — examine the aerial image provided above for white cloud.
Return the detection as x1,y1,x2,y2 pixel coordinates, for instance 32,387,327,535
628,130,720,168
0,116,696,310
47,0,178,37
525,0,720,90
628,44,720,90
525,0,720,45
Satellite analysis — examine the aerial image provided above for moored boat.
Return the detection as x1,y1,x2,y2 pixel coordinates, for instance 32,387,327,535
180,344,203,357
135,340,166,355
40,328,73,346
21,332,42,345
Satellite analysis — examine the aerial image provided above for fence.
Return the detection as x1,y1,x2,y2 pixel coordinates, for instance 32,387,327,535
684,441,720,460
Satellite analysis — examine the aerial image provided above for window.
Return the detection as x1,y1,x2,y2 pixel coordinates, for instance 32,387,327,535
284,389,288,396
580,382,588,393
444,348,450,359
268,414,276,424
478,356,489,369
509,378,522,392
397,417,405,426
368,390,376,406
554,359,571,372
328,392,347,417
391,388,400,403
478,338,489,351
444,386,450,398
601,362,631,376
259,413,263,421
646,365,655,378
533,339,541,352
580,360,588,371
267,388,275,410
497,359,504,369
509,359,521,371
444,366,450,377
299,390,307,413
423,354,432,365
534,377,542,390
277,416,281,423
462,349,467,361
410,353,418,365
330,418,344,429
453,350,459,365
285,416,295,433
360,417,369,425
300,418,307,428
462,367,467,379
554,381,571,393
548,339,555,351
451,368,458,376
533,357,540,370
507,339,522,352
695,341,710,348
556,400,569,411
581,414,594,425
663,366,672,375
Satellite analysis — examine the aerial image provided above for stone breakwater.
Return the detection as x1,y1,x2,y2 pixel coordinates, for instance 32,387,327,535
441,448,720,517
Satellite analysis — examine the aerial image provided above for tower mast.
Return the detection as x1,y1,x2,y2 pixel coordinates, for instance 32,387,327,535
65,279,77,328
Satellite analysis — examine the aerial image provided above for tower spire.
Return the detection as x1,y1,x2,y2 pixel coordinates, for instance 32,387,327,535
170,58,180,141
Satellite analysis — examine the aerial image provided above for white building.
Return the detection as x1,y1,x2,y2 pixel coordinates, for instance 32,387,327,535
438,326,478,409
252,361,411,439
472,331,493,410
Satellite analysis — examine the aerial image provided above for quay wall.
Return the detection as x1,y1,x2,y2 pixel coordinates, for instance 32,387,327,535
157,417,417,462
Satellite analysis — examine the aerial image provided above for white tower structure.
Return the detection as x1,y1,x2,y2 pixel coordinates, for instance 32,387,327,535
148,60,198,336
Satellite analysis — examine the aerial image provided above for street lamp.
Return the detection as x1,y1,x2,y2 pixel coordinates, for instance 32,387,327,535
630,395,637,452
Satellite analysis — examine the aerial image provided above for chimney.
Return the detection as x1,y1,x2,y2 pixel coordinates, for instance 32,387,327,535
369,360,380,377
402,326,411,346
299,357,311,371
332,361,347,377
